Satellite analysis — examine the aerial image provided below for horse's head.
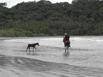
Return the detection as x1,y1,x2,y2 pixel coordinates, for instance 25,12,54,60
36,43,40,46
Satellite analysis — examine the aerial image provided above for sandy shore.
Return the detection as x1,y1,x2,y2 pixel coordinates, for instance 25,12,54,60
0,36,103,77
0,54,103,77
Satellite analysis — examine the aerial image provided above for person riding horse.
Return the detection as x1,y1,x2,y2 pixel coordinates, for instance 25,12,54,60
63,33,70,48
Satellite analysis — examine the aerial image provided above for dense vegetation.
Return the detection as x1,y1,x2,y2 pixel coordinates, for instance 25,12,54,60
0,0,103,36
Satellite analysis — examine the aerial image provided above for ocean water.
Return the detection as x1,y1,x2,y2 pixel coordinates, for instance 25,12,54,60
0,36,103,77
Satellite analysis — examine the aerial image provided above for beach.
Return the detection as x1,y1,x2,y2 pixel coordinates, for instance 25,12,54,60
0,36,103,77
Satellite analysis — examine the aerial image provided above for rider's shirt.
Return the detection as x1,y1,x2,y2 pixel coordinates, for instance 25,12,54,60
63,35,70,44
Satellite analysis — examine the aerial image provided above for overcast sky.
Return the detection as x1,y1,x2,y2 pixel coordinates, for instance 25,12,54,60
0,0,73,8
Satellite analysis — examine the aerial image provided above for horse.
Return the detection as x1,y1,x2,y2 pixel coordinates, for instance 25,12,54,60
64,42,70,53
26,43,40,54
63,42,70,56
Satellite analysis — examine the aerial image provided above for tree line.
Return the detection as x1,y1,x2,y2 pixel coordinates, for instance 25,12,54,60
0,0,103,36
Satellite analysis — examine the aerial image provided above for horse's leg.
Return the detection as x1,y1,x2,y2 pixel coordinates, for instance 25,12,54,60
33,47,35,54
26,46,29,53
33,47,36,54
65,46,67,53
67,46,70,56
29,47,31,54
65,49,66,53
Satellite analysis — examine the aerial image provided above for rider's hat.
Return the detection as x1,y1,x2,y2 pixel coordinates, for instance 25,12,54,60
64,33,67,35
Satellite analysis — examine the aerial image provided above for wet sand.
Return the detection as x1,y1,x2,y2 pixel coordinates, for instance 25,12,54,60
0,36,103,77
0,54,103,77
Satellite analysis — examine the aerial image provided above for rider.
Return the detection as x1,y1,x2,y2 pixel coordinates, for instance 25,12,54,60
63,33,70,47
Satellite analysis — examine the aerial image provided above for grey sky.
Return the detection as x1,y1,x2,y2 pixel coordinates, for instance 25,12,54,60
0,0,73,8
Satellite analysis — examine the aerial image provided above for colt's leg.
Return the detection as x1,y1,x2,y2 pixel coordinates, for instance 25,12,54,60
28,47,30,54
34,47,36,53
26,46,29,53
33,47,35,54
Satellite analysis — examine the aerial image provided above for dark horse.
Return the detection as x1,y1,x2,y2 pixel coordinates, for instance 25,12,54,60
65,42,70,52
64,42,70,56
26,43,40,54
